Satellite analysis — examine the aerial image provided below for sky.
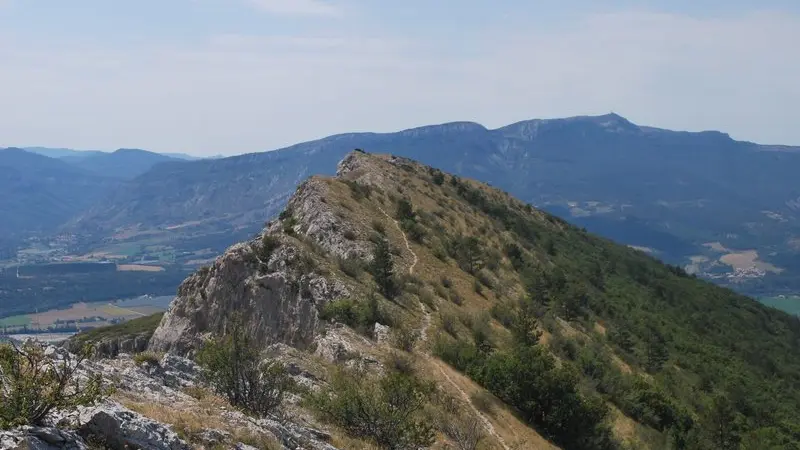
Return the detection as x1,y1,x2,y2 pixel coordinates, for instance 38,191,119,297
0,1,798,156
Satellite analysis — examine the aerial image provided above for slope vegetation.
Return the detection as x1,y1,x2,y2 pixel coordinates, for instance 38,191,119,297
148,151,800,449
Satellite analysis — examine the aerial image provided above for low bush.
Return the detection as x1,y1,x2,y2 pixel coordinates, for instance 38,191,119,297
308,370,435,450
441,276,453,289
441,312,458,337
196,324,294,418
394,327,420,353
337,257,364,279
473,278,483,296
419,289,437,310
259,235,281,264
0,341,108,428
320,294,386,332
344,180,372,201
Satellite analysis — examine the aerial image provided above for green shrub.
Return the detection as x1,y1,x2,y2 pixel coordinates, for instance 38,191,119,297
344,180,372,201
308,370,435,450
370,237,398,299
320,294,387,333
419,289,437,310
473,278,483,296
337,257,364,279
196,324,294,418
0,341,108,428
432,245,448,262
396,199,415,222
476,269,495,289
490,302,515,328
470,313,492,352
441,312,458,336
394,327,419,353
433,283,449,300
442,275,453,289
259,235,280,263
447,236,484,274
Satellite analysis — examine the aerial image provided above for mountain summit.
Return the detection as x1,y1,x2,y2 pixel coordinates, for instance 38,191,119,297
142,150,800,449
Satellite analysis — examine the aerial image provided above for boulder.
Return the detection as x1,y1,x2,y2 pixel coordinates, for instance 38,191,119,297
78,403,190,450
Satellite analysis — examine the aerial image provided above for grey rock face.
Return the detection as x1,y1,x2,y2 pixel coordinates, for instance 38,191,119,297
78,403,190,450
257,417,338,450
0,427,88,450
282,178,371,261
149,240,350,356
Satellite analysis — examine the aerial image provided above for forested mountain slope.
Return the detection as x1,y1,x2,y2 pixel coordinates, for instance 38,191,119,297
147,150,800,449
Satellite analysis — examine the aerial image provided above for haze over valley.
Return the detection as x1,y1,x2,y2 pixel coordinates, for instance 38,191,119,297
2,113,800,328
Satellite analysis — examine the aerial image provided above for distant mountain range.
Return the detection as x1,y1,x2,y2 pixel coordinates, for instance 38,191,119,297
0,148,116,236
4,114,800,295
24,147,202,162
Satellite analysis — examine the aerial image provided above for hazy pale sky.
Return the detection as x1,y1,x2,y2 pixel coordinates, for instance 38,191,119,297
1,1,798,155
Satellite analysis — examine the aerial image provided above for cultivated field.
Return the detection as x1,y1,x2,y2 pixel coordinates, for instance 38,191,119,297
720,250,783,273
0,296,173,332
117,264,165,272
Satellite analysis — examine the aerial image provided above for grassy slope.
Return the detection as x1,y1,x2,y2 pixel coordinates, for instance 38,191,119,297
68,312,164,346
307,152,800,449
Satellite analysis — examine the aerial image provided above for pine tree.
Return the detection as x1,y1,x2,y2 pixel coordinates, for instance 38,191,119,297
612,327,635,353
705,394,741,450
396,198,415,222
512,300,542,347
371,237,397,299
646,332,670,372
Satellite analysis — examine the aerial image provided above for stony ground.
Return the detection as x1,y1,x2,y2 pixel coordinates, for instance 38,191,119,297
1,347,340,450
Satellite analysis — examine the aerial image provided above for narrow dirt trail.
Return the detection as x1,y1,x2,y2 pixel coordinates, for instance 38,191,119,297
377,205,510,450
377,206,418,276
432,359,513,450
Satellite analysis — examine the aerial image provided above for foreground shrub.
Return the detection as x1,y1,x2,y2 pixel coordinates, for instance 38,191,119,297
308,370,435,450
196,325,293,418
0,341,107,428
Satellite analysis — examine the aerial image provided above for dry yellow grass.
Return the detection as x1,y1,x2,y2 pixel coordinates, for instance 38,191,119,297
610,405,639,447
292,154,654,448
426,357,559,450
116,389,281,449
